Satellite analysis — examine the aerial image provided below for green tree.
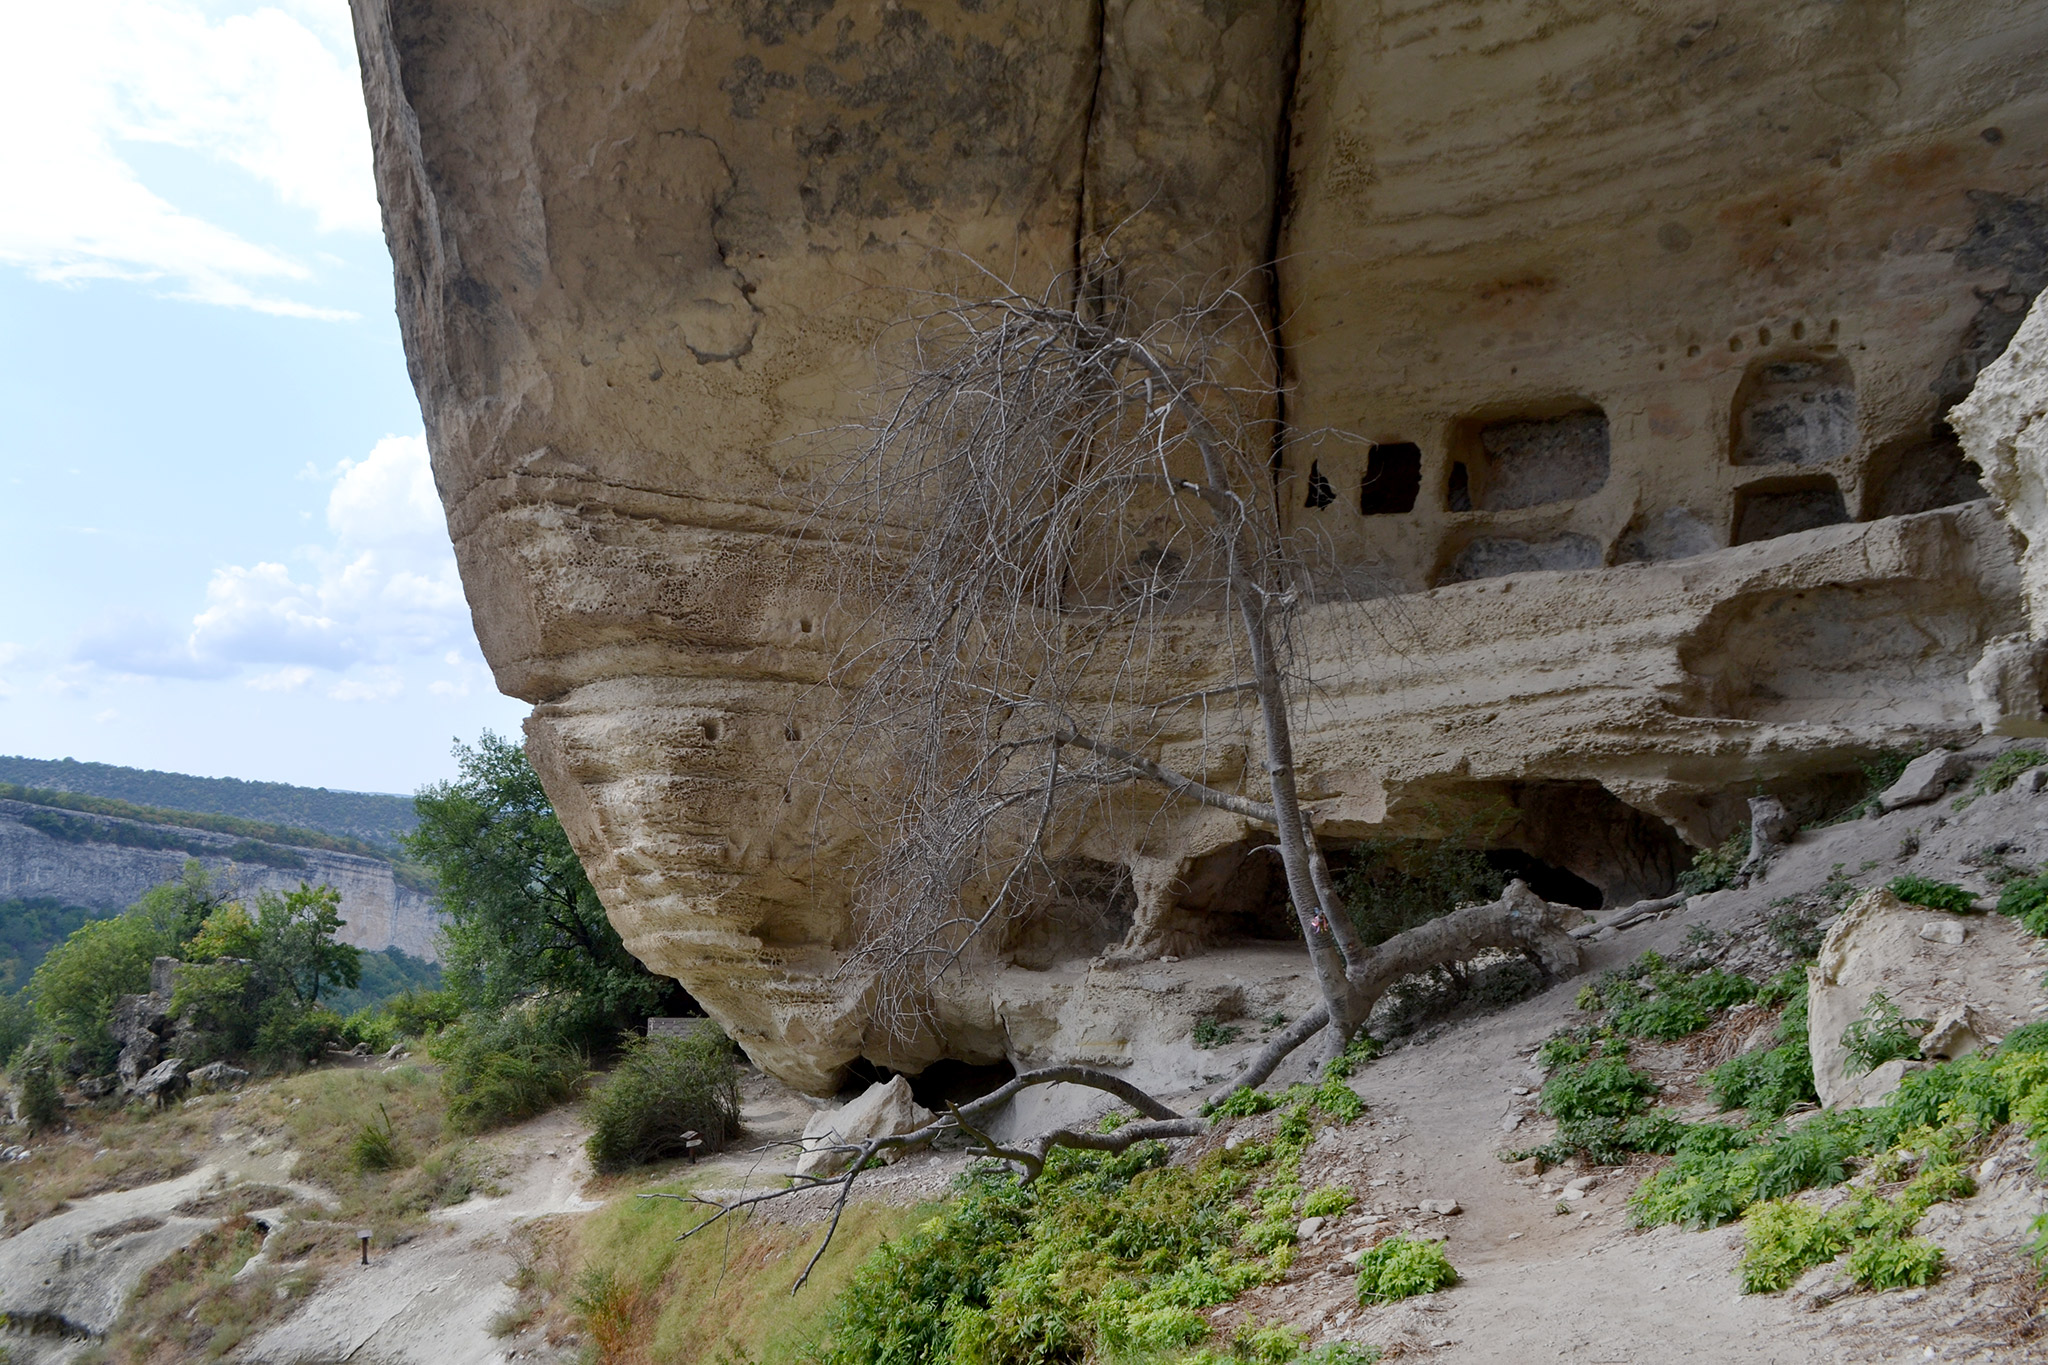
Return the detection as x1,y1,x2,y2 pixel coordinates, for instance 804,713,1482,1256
251,883,360,1006
407,734,672,1038
29,910,174,1071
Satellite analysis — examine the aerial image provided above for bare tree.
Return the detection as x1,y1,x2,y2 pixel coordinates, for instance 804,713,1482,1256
800,255,1582,1078
671,258,1590,1288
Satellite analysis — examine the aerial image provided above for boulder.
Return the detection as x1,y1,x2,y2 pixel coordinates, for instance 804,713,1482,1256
794,1076,935,1178
1877,750,1973,812
130,1057,188,1107
111,977,177,1092
187,1060,249,1092
1808,889,2046,1109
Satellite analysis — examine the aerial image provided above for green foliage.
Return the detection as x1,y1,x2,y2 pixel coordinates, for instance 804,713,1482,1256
1353,1236,1457,1305
1296,1344,1382,1365
30,898,178,1071
321,947,442,1016
251,883,361,1007
1848,1235,1943,1290
1739,1199,1850,1293
252,1002,345,1065
1954,748,2046,811
349,1104,407,1173
10,1044,61,1133
383,988,464,1038
341,1009,399,1054
1301,1186,1355,1219
1335,805,1510,949
1541,1051,1658,1125
407,734,670,1044
1707,1046,1816,1122
1322,1033,1380,1080
1575,952,1757,1043
1840,992,1924,1074
820,1081,1364,1365
584,1029,742,1171
1193,1017,1244,1050
0,990,33,1069
0,896,120,991
1885,875,1975,914
434,1009,586,1132
1997,866,2048,937
1677,826,1750,895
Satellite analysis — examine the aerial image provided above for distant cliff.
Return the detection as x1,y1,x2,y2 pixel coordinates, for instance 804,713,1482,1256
0,798,443,961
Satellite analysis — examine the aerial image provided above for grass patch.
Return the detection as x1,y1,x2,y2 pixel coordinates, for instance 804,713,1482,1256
0,1096,210,1231
1955,749,2047,811
85,1214,318,1361
1194,1017,1244,1050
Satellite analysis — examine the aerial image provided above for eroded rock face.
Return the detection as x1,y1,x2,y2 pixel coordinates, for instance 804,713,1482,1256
350,0,2048,1090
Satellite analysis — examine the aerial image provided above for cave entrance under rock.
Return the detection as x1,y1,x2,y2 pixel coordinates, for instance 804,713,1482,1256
843,1057,1020,1112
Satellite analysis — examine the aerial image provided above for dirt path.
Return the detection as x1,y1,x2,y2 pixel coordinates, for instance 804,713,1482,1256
238,1107,597,1365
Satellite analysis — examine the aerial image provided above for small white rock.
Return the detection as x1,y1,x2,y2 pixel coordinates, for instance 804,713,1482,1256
1561,1187,1586,1202
1918,920,1967,946
1299,1215,1326,1239
1564,1175,1601,1195
1501,1113,1523,1133
1418,1198,1462,1216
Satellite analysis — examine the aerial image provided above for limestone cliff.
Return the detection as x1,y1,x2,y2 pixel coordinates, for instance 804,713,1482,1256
349,0,2048,1090
0,800,443,962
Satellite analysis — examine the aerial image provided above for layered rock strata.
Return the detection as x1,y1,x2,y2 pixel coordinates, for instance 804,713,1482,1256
0,800,442,961
351,0,2048,1089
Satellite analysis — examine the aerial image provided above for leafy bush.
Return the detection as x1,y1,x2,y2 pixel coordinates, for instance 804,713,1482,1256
1840,992,1924,1074
1578,952,1756,1043
253,1002,345,1066
1677,827,1749,895
1998,867,2048,937
584,1030,742,1171
384,988,464,1039
1740,1198,1849,1293
1336,805,1510,948
1353,1236,1457,1305
1541,1053,1657,1125
10,1045,62,1133
1885,875,1975,914
341,1009,399,1055
1302,1186,1355,1219
434,1011,585,1132
1848,1235,1943,1290
1298,1344,1382,1365
1194,1017,1244,1050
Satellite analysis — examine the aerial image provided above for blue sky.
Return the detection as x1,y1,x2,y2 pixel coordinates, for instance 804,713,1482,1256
0,0,527,794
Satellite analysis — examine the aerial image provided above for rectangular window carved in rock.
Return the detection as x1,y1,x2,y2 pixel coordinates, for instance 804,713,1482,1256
1457,409,1610,511
1732,357,1858,466
1360,443,1421,515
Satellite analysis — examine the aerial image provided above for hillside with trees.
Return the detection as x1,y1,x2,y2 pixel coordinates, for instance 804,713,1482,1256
0,756,417,848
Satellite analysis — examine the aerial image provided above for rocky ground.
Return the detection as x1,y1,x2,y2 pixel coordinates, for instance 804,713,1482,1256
8,747,2048,1362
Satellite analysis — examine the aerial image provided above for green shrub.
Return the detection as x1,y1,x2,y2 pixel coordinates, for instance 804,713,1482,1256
1998,868,2048,937
1541,1053,1657,1125
10,1045,62,1133
1353,1236,1457,1305
1707,1045,1815,1121
1298,1344,1382,1365
341,1009,398,1055
1885,875,1975,914
1955,748,2046,810
0,991,35,1070
1677,827,1749,895
1840,992,1924,1074
384,988,464,1038
1302,1186,1355,1219
1194,1017,1244,1050
434,1011,585,1132
253,1001,346,1066
1847,1235,1943,1290
584,1029,742,1171
1740,1198,1850,1293
1336,805,1510,949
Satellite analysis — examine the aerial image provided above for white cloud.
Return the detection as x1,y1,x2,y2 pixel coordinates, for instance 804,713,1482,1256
79,433,475,700
247,665,314,691
0,0,376,316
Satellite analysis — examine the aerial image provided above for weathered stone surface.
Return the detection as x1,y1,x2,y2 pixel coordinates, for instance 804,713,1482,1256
349,0,2048,1090
112,972,176,1091
795,1076,934,1178
131,1057,188,1107
187,1060,250,1092
1807,889,2046,1109
1878,750,1974,812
